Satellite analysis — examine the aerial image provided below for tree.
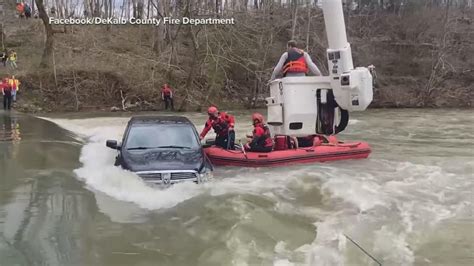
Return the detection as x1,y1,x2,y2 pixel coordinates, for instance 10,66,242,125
35,0,54,68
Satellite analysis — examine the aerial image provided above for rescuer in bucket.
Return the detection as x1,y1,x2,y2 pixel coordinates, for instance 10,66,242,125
200,106,235,150
244,113,273,152
270,40,322,80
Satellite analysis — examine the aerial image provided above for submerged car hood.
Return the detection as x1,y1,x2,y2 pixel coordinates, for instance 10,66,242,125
122,149,204,172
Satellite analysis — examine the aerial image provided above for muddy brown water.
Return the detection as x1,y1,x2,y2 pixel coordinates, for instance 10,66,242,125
0,109,472,266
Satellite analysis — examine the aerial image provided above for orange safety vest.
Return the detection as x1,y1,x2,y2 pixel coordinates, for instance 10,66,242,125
252,123,273,148
283,48,308,74
162,86,172,97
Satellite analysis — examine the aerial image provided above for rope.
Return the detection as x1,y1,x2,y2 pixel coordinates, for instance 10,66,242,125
344,234,382,266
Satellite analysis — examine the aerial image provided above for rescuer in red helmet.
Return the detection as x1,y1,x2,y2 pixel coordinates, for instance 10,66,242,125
200,106,235,150
270,40,322,80
244,113,273,152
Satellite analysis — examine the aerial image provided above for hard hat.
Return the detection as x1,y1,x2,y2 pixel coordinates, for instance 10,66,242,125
208,106,218,116
252,113,264,124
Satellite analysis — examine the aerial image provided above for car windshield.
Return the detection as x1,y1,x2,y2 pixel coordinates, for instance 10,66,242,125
125,124,200,150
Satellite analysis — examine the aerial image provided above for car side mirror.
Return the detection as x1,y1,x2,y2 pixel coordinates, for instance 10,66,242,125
106,140,119,150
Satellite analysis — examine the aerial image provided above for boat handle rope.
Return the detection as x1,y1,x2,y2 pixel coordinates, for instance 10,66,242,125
238,140,248,159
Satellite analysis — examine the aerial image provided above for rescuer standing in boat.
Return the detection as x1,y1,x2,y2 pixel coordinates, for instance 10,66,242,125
244,113,273,152
200,106,235,150
270,40,322,80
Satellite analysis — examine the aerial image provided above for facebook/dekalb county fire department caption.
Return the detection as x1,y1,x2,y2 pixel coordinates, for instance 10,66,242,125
48,17,236,26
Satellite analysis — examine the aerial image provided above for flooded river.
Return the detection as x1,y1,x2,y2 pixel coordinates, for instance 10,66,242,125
0,109,472,266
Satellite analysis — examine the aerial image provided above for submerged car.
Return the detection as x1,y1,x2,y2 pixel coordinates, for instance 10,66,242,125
106,116,213,185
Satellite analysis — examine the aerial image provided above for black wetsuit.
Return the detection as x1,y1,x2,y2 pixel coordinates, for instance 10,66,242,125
163,95,174,110
1,53,6,67
3,87,12,110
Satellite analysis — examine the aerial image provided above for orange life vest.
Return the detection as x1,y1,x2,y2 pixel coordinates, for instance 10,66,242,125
162,86,172,97
253,123,273,148
283,48,308,74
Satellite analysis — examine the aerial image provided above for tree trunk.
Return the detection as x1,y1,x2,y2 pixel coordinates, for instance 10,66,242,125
54,0,61,18
132,0,137,17
291,3,298,39
35,0,54,68
94,0,100,17
152,0,165,53
137,0,144,18
104,0,109,18
31,0,35,14
178,1,199,111
84,0,91,17
1,24,4,51
147,0,151,18
306,3,310,50
120,0,124,19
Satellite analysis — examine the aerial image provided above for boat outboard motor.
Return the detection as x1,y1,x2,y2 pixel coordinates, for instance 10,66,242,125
316,89,349,135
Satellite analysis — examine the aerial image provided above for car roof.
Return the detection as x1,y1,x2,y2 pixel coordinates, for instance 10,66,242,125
128,115,193,125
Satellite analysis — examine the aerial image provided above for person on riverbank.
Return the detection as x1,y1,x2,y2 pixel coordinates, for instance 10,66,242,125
270,40,322,81
161,84,174,110
244,113,273,152
8,51,17,69
16,2,25,18
1,78,13,110
200,106,235,150
24,3,31,19
9,76,20,102
0,51,7,67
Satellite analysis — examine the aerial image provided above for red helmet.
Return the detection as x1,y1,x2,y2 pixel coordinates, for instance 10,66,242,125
252,113,264,124
207,106,218,117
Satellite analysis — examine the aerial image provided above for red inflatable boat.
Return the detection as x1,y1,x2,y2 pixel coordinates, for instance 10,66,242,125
204,141,371,167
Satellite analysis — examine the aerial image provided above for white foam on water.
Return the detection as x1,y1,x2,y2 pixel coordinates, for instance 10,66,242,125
282,158,472,266
75,142,206,210
321,175,387,212
273,260,294,266
373,226,414,265
348,119,360,125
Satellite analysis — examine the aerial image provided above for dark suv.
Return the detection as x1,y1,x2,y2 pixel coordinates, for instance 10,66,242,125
106,116,213,185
